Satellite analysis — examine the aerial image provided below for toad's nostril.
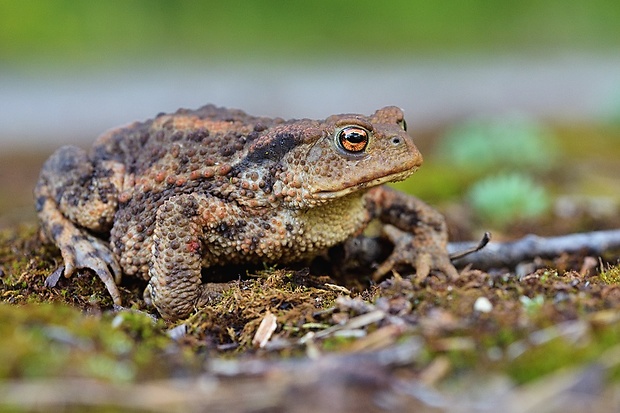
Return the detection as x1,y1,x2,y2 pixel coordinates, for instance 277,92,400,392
391,137,401,145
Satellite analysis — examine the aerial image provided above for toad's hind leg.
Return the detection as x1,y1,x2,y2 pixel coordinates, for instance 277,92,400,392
34,145,124,304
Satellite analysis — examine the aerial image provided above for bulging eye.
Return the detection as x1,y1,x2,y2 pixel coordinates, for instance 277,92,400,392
337,126,369,153
399,119,407,131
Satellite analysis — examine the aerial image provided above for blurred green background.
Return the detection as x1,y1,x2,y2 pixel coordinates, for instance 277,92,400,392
2,0,620,64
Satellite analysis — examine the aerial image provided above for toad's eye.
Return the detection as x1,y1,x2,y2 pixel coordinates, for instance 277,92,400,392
399,119,407,131
337,126,369,153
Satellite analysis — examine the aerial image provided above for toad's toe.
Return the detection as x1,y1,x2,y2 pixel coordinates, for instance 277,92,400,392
49,226,122,305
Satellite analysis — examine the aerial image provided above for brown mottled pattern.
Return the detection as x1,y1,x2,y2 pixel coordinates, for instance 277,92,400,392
35,104,457,320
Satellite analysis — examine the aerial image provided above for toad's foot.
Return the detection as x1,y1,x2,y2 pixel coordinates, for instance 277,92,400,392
373,224,459,282
144,281,235,312
41,203,122,305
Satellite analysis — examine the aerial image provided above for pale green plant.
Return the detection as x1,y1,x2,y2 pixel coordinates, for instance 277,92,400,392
467,172,551,226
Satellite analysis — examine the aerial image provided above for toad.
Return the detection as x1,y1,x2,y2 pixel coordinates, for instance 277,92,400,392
35,105,458,320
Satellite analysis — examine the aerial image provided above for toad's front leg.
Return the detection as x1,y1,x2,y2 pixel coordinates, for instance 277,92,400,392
144,193,240,321
145,194,206,321
365,186,459,281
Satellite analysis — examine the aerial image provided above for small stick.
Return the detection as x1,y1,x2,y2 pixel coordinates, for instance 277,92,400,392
449,232,491,261
448,229,620,269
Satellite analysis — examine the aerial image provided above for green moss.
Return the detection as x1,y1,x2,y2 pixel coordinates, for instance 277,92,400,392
182,269,342,352
321,335,359,351
600,264,620,284
507,337,587,384
0,303,182,381
507,322,620,384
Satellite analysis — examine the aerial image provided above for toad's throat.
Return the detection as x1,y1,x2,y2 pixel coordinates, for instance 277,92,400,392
312,169,417,199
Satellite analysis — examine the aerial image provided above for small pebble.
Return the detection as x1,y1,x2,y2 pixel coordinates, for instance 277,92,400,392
474,296,493,313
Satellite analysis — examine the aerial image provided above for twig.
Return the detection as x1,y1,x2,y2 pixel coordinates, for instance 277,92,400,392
448,232,491,260
448,229,620,269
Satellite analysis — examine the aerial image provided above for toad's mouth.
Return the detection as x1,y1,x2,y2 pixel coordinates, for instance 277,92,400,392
312,168,417,200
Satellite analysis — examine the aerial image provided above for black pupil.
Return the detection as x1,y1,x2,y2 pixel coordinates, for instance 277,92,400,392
345,131,365,143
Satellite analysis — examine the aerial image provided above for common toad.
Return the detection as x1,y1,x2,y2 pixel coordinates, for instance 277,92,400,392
35,105,458,320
